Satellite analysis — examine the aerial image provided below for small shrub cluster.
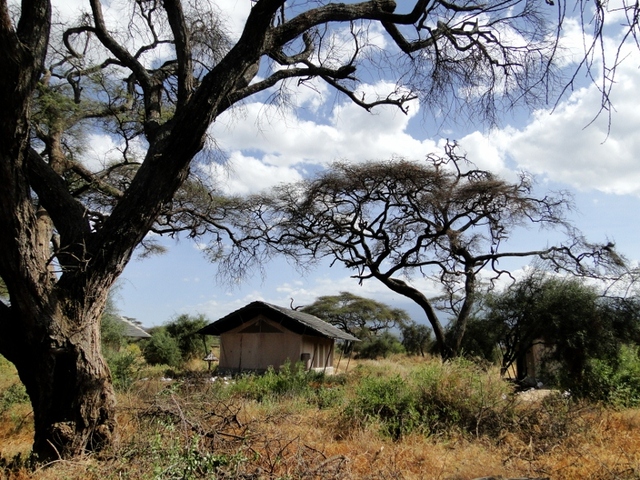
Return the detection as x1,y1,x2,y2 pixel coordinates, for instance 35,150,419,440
354,332,405,359
229,361,345,408
0,383,29,415
148,428,245,479
104,344,147,391
341,358,516,440
142,329,183,368
142,314,214,369
580,344,640,407
343,374,423,439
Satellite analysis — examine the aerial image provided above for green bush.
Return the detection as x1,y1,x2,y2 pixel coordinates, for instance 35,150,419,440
354,332,405,359
310,384,344,409
0,383,29,414
106,344,145,391
229,361,329,403
101,313,127,352
401,322,432,357
143,329,183,367
149,428,245,479
581,344,640,407
345,375,423,439
165,314,211,362
341,359,516,440
411,358,516,436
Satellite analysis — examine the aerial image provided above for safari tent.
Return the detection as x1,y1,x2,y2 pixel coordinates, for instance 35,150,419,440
197,301,359,374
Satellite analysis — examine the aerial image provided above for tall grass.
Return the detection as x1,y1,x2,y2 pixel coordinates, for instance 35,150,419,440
1,355,639,479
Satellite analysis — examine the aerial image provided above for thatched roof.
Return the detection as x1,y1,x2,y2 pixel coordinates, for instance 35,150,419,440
197,301,360,342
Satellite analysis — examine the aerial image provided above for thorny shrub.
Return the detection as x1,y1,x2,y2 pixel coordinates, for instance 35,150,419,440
339,357,588,453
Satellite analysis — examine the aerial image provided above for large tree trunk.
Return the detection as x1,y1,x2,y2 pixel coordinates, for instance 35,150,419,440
0,0,270,460
0,0,121,458
20,328,117,460
3,282,118,460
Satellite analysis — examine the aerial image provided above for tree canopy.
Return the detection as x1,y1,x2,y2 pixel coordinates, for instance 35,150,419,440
301,292,412,359
165,314,211,362
241,146,624,358
401,322,433,357
473,273,640,389
301,292,410,340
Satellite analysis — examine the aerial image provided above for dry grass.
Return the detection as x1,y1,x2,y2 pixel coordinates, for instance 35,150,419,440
1,357,640,479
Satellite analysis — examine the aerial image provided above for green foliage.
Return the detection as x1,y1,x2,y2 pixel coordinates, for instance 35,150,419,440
342,359,516,440
224,361,347,409
230,361,322,402
149,428,245,479
140,313,211,369
144,329,183,368
346,375,423,439
409,359,515,436
100,286,128,352
0,383,29,414
354,331,404,359
455,315,502,363
0,277,7,298
164,314,211,362
101,314,127,352
105,344,146,391
400,322,432,356
301,292,411,340
476,272,640,393
579,345,640,407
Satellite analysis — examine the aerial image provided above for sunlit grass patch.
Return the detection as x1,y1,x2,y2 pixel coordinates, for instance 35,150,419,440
2,355,640,479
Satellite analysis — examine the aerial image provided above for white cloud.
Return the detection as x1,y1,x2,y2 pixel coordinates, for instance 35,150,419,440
52,0,86,23
207,152,304,195
211,0,251,40
83,133,121,171
83,133,147,172
555,18,594,68
207,81,440,194
457,42,640,197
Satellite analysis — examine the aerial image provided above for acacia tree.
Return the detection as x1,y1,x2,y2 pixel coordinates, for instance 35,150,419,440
301,291,410,339
401,322,432,357
476,273,640,386
165,314,211,362
0,0,632,460
243,147,624,358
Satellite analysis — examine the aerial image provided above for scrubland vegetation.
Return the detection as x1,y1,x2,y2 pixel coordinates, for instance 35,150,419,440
1,352,640,479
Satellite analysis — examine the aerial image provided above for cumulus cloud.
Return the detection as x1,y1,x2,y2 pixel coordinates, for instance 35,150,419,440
207,152,305,195
207,81,440,194
212,0,251,40
458,40,640,197
83,134,123,171
83,133,147,172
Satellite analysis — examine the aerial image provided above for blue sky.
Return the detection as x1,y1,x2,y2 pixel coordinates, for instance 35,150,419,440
48,0,640,327
115,85,640,326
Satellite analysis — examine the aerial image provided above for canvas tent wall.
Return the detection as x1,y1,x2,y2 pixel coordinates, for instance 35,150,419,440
197,301,359,374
